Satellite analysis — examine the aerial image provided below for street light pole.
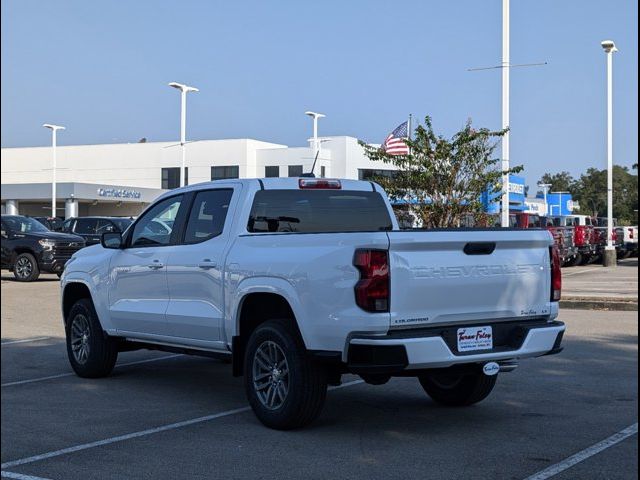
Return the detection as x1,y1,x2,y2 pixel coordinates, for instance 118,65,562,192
601,40,617,267
304,111,325,160
538,183,552,215
501,0,510,228
43,124,65,218
169,82,199,187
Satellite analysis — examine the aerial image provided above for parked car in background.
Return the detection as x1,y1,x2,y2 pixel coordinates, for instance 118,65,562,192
623,226,639,257
546,215,596,266
31,216,65,231
511,213,578,266
1,215,85,281
594,217,630,259
61,216,133,246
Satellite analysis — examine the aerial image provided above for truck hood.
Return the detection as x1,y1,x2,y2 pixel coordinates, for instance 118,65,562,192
17,231,85,243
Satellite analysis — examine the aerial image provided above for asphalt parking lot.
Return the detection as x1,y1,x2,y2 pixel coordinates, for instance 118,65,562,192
562,258,638,300
1,272,638,480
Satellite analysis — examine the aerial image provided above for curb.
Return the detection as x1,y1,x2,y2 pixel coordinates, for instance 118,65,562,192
560,297,638,311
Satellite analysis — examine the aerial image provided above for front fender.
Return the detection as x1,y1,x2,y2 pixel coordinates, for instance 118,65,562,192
61,271,113,332
227,276,310,348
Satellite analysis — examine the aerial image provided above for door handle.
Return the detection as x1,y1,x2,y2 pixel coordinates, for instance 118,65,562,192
198,259,217,270
148,260,164,270
463,242,496,255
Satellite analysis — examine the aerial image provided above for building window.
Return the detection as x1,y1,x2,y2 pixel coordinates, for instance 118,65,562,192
320,166,326,178
358,169,397,181
265,166,279,178
211,166,239,180
161,167,187,189
288,165,303,177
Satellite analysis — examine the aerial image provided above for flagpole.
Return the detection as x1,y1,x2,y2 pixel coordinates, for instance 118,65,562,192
407,114,412,154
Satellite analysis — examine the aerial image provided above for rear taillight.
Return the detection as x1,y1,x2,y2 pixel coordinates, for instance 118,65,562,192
629,228,634,239
353,249,389,312
550,246,562,302
298,178,341,189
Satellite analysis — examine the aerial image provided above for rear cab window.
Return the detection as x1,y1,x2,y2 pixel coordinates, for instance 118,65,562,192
247,190,393,233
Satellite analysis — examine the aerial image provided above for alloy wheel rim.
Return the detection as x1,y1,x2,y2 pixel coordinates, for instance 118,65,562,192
252,340,289,410
70,314,91,364
15,257,32,278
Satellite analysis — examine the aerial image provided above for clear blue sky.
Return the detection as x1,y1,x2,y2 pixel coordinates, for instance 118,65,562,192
1,0,637,186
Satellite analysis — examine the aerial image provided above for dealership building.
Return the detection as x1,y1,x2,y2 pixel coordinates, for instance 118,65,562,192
1,136,395,218
1,136,579,219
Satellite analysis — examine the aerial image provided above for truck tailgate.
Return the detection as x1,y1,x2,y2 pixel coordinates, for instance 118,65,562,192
387,229,554,328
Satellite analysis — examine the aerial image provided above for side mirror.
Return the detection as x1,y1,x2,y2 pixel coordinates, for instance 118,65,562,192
101,232,123,249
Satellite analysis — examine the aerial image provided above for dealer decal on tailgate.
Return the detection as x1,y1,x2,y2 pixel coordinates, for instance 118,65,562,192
457,326,493,352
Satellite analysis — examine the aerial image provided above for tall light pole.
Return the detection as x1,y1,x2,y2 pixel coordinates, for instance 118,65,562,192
168,82,199,187
468,0,546,226
43,124,65,218
304,111,325,159
538,183,552,215
500,0,510,228
601,40,617,267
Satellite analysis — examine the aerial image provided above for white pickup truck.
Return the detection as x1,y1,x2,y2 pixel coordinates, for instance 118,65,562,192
61,178,565,429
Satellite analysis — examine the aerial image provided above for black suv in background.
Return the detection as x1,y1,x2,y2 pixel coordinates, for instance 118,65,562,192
61,216,133,245
1,215,85,281
31,216,65,231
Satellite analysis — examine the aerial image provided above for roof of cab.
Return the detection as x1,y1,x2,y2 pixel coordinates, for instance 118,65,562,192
157,178,378,200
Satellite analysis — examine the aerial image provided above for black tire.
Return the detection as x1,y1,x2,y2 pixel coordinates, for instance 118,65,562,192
13,253,40,282
578,254,592,265
244,319,327,430
418,368,497,407
565,253,582,267
65,298,118,378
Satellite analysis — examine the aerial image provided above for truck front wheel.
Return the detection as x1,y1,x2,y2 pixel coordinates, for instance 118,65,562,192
418,368,497,407
65,298,118,378
244,319,327,430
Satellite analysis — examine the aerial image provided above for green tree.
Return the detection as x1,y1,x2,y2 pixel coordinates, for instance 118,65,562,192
573,165,638,224
359,116,521,228
538,171,577,194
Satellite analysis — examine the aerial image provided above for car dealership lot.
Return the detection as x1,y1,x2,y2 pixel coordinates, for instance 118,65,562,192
1,273,637,480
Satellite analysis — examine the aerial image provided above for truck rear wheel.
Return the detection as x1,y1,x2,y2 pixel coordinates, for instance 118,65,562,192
65,298,118,378
244,319,327,430
418,368,497,407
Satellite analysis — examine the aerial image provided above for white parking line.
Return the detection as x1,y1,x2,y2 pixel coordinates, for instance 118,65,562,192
523,423,638,480
1,471,53,480
0,379,364,469
1,337,51,346
1,354,183,388
562,268,602,277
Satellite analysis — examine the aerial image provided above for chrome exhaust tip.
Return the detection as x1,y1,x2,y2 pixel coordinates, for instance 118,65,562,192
498,361,519,373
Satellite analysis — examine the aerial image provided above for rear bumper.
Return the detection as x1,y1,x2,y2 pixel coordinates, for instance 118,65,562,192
347,320,565,373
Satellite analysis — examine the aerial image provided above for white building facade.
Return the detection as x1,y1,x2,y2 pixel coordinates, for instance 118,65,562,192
1,136,393,218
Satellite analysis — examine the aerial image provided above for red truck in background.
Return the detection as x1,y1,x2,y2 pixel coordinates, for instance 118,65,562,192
544,215,599,266
511,213,578,266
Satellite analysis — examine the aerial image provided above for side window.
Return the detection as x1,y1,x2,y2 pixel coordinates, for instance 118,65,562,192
183,189,233,243
74,218,98,234
62,219,74,232
130,196,183,247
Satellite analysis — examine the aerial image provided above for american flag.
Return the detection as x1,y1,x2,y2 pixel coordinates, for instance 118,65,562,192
382,121,410,155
